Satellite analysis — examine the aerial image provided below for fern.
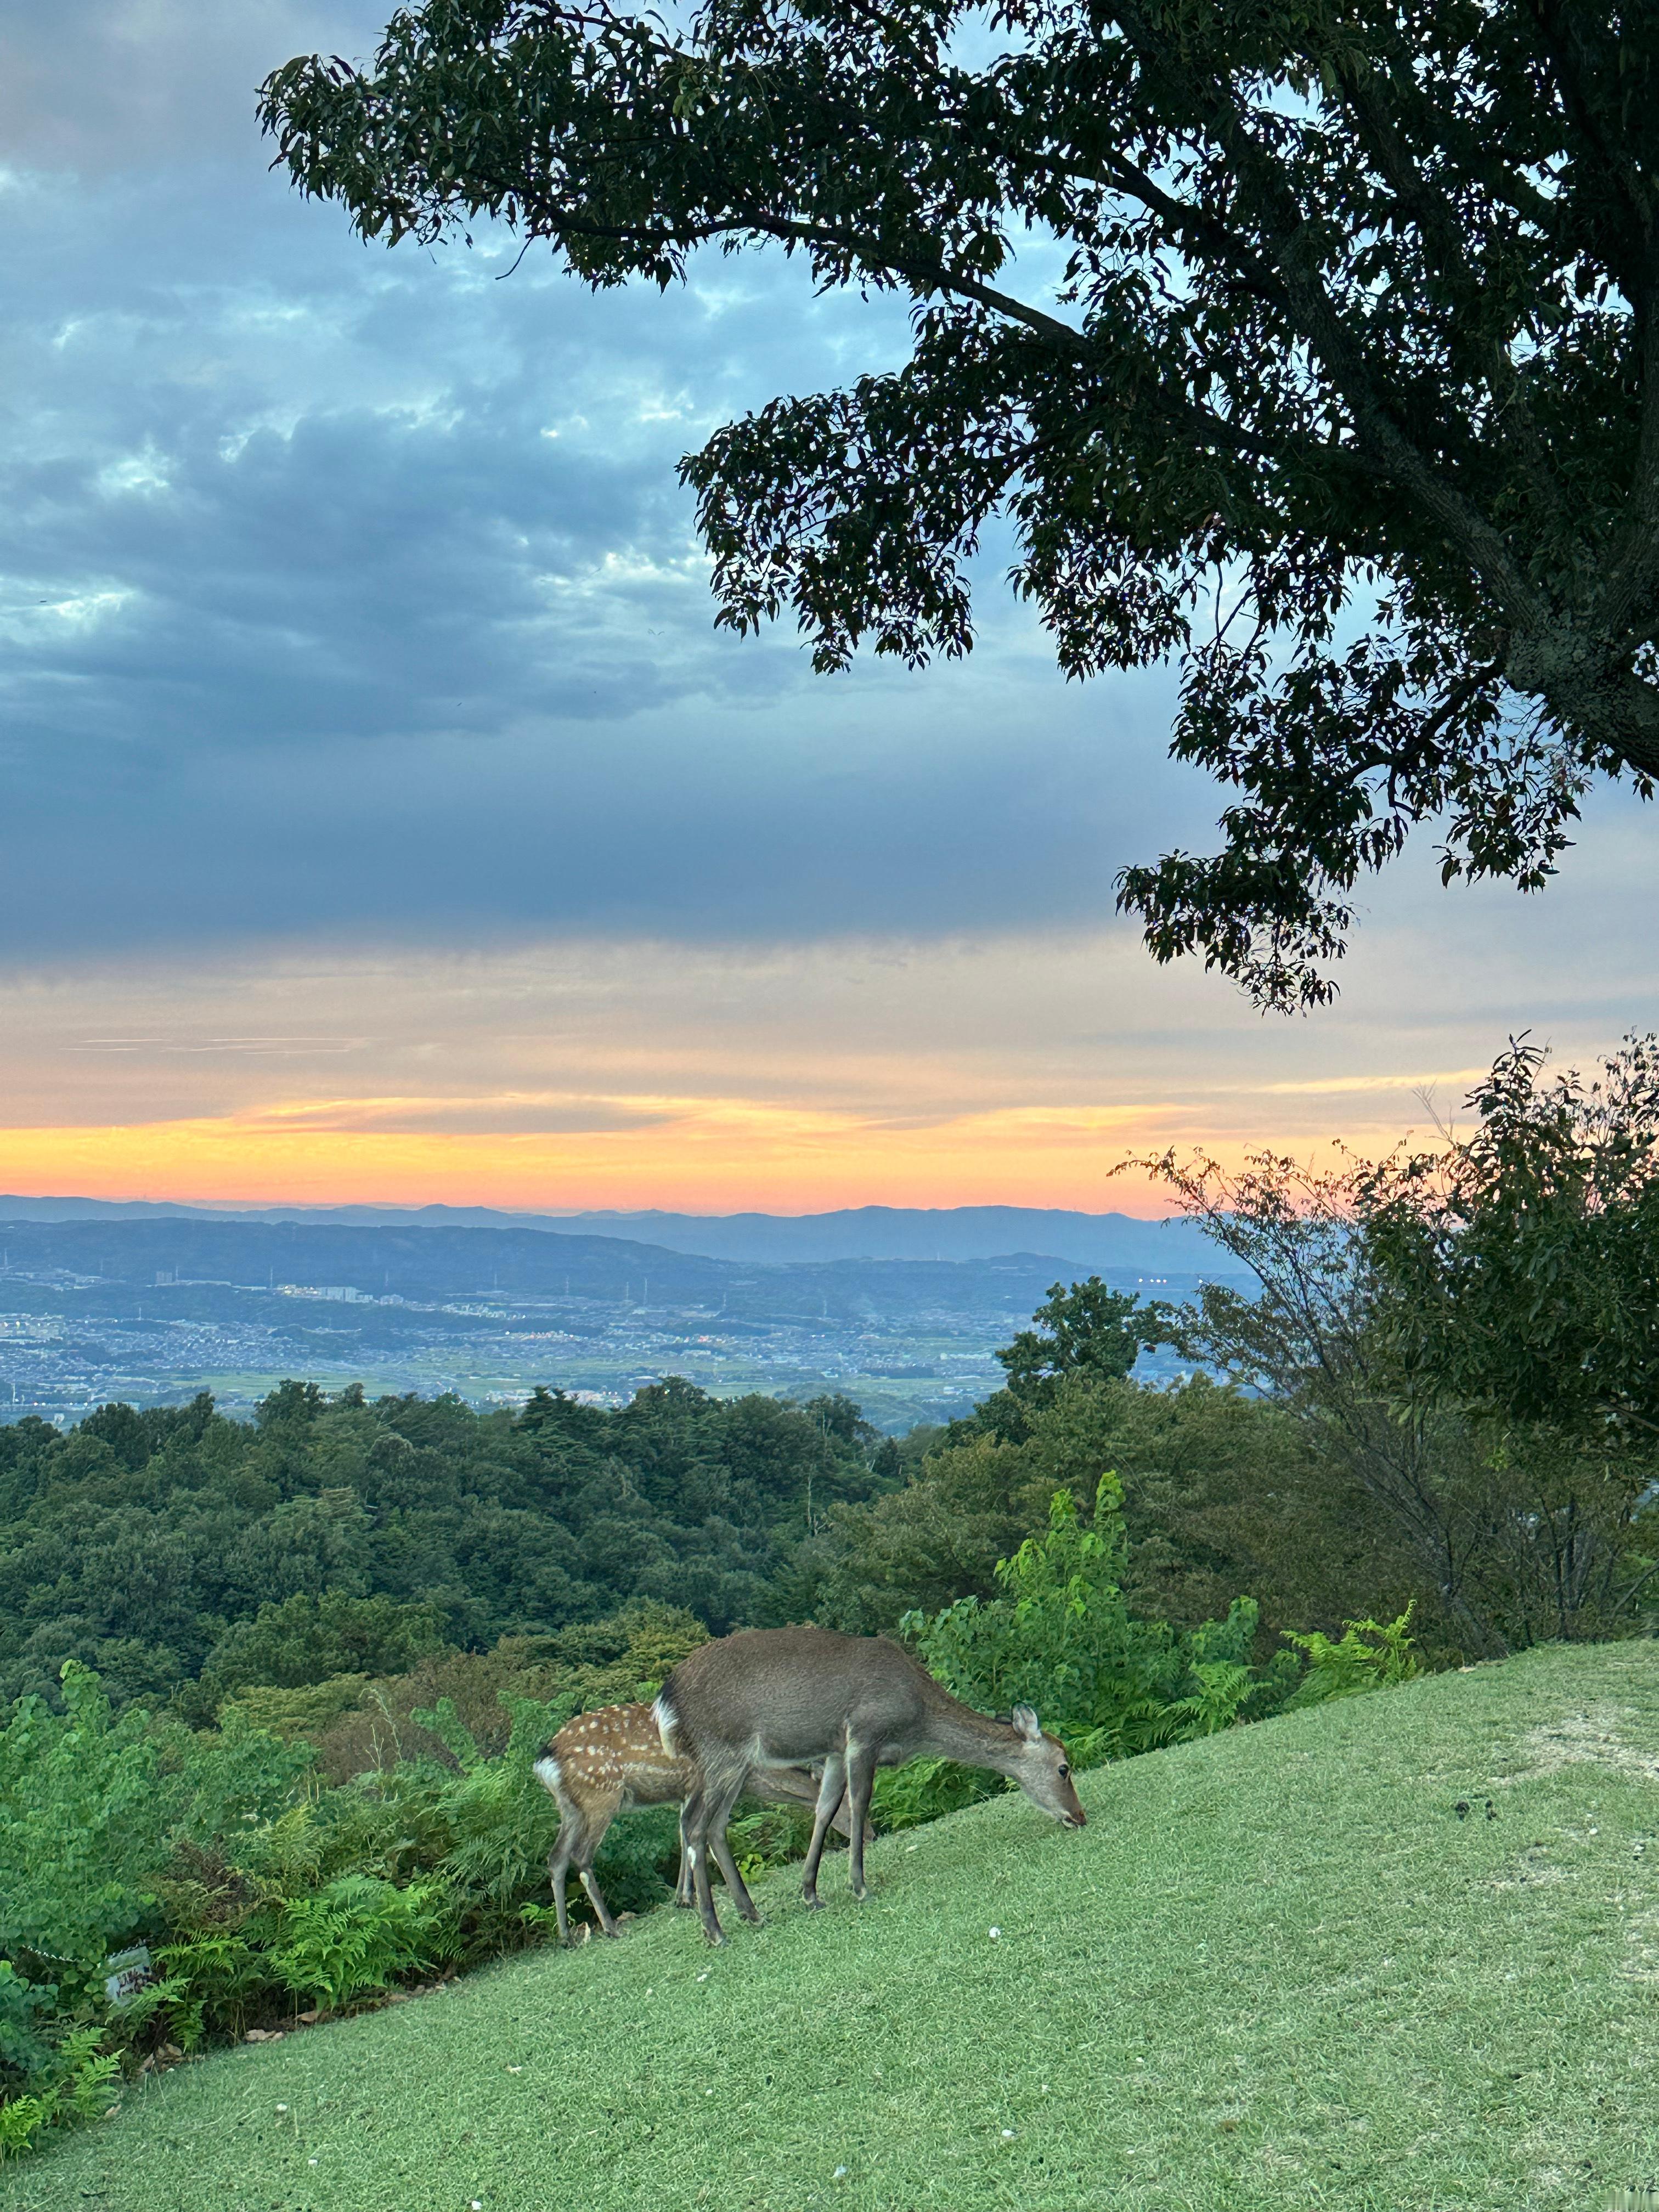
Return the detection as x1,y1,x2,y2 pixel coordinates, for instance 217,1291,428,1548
1282,1606,1421,1708
0,2029,120,2163
270,1875,444,2013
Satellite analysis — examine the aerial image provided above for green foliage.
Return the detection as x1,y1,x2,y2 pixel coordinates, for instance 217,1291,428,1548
1364,1036,1659,1446
811,1367,1382,1652
0,1378,886,1713
263,5,1659,1009
896,1479,1300,1820
0,2029,118,2164
202,1593,451,1698
286,1602,710,1784
0,1970,53,2099
870,1757,998,1833
0,1662,169,1980
1141,1066,1659,1657
0,1635,714,2161
1282,1609,1422,1709
270,1876,446,2013
983,1279,1166,1436
809,1431,1043,1635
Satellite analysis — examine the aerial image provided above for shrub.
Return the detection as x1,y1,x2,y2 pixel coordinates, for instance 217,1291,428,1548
201,1592,453,1699
1283,1607,1421,1707
0,1966,53,2098
905,1478,1299,1789
270,1876,447,2013
0,1661,170,1984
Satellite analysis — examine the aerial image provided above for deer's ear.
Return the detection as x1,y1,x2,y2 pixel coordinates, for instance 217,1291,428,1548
1011,1705,1041,1742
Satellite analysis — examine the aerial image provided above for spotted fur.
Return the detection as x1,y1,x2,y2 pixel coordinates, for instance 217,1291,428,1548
534,1700,859,1944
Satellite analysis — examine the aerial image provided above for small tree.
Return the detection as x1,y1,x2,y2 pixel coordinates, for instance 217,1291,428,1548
263,3,1659,1005
1137,1143,1513,1651
997,1278,1165,1398
1364,1035,1659,1446
1135,1040,1659,1650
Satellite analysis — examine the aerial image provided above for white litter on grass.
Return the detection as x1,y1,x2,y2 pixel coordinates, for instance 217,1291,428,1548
988,1927,1001,1940
506,2066,523,2074
1002,2130,1017,2140
274,2105,287,2114
697,1971,710,1982
308,2158,318,2166
834,2166,849,2179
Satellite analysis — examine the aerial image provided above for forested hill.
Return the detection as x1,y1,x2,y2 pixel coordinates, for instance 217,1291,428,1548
0,1200,1231,1273
0,1380,889,1713
0,1217,732,1306
0,1216,1177,1316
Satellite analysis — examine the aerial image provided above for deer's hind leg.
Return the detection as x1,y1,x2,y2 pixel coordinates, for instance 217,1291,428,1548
800,1753,847,1909
843,1741,882,1900
706,1803,761,1925
682,1779,724,1944
675,1805,696,1908
684,1771,747,1945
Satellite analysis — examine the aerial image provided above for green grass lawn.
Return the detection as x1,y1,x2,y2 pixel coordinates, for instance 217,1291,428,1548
10,1639,1659,2212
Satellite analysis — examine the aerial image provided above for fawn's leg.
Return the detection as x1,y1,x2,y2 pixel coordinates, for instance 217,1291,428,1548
548,1833,574,1946
549,1802,604,1946
578,1865,620,1937
800,1753,847,1908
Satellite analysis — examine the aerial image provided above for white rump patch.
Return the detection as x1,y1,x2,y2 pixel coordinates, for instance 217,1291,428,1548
532,1755,562,1793
652,1691,679,1751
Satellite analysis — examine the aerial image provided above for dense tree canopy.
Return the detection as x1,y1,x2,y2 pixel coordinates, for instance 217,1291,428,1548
262,1,1659,1003
0,1380,884,1709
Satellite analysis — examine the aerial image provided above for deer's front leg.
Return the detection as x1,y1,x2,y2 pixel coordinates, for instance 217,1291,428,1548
801,1753,846,1908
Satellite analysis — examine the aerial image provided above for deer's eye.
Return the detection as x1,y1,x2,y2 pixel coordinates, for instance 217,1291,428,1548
1058,1764,1070,1779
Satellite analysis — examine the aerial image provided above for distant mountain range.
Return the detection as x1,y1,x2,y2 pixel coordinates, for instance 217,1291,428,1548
0,1198,1223,1274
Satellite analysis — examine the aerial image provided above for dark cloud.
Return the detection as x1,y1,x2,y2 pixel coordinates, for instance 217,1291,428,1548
0,2,390,170
0,13,1220,959
4,2,1644,992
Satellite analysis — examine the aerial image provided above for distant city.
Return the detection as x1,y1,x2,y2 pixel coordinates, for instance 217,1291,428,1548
0,1203,1244,1432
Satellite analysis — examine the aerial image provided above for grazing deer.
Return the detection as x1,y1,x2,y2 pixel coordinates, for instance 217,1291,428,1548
532,1701,862,1944
655,1627,1087,1944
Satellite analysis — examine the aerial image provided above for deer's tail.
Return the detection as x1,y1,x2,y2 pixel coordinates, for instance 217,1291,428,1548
651,1688,679,1752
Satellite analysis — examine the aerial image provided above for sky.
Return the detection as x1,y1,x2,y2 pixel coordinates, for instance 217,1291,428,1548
1,0,1656,1217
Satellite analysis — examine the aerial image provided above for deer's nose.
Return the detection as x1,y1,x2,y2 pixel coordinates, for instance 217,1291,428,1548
1065,1809,1087,1828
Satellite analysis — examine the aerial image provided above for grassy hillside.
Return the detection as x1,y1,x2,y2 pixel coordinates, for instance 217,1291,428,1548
8,1640,1659,2212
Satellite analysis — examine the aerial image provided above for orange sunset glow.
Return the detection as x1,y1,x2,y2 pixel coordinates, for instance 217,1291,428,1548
0,926,1588,1217
0,1099,1194,1216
